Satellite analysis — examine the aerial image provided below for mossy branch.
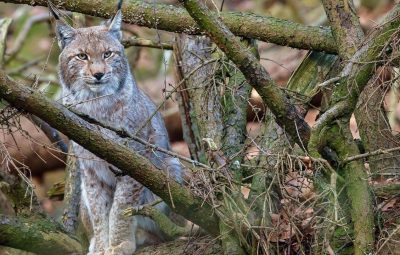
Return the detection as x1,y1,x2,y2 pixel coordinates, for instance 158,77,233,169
308,1,400,251
124,205,189,239
321,0,364,60
0,0,336,53
0,215,82,255
179,0,310,148
0,70,219,236
308,3,400,254
319,5,400,125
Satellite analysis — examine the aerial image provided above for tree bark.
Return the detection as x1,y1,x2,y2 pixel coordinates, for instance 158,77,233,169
0,70,220,236
0,0,337,53
308,3,400,254
179,0,310,147
61,143,81,234
0,215,82,255
174,35,249,255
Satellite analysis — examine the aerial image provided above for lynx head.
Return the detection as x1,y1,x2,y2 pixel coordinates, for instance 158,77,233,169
50,1,128,95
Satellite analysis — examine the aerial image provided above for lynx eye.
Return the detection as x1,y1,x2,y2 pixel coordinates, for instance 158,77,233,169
76,53,88,60
103,51,113,59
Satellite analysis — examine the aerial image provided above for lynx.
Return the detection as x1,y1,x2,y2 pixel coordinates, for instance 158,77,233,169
50,1,182,254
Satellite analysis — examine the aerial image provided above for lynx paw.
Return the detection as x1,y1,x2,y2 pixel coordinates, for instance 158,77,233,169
105,241,136,255
122,205,144,217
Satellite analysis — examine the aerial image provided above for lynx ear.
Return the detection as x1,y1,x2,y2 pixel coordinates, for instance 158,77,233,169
107,0,123,40
48,1,75,49
55,21,75,49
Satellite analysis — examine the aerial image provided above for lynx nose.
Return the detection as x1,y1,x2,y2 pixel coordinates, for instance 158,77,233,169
93,72,104,81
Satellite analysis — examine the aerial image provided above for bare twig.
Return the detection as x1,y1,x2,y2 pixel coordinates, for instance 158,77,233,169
69,108,211,170
135,58,218,135
0,69,220,236
343,146,400,163
317,76,341,88
7,56,46,75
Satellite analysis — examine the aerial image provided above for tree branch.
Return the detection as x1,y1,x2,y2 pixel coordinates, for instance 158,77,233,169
5,13,50,63
124,204,189,239
122,37,173,50
0,215,82,255
0,18,11,68
179,0,310,148
310,5,400,151
61,144,81,234
343,146,400,163
30,115,68,153
320,0,364,60
0,70,220,236
0,0,337,53
70,107,211,169
312,1,388,253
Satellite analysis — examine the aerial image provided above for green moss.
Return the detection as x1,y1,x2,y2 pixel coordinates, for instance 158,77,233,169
0,70,220,236
0,215,82,255
2,0,337,53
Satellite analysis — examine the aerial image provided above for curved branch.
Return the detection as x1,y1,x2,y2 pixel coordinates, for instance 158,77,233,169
0,0,337,53
312,4,400,139
0,70,220,236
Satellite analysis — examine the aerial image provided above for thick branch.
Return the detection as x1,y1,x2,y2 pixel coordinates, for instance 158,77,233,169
0,215,82,255
179,0,310,147
313,2,395,254
306,14,377,250
136,236,222,255
124,205,189,239
0,0,337,53
312,5,400,141
61,144,80,234
321,0,364,60
0,70,219,236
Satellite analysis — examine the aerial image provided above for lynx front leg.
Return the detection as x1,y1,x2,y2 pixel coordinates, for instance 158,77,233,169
107,176,142,255
81,166,115,255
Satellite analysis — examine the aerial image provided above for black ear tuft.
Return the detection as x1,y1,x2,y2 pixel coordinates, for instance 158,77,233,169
47,0,60,20
107,0,123,41
117,0,123,11
48,1,75,49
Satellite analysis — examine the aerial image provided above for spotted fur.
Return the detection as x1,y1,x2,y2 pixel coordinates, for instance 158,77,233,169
52,3,182,254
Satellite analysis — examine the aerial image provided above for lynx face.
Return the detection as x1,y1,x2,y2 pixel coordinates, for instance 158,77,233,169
56,11,128,96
